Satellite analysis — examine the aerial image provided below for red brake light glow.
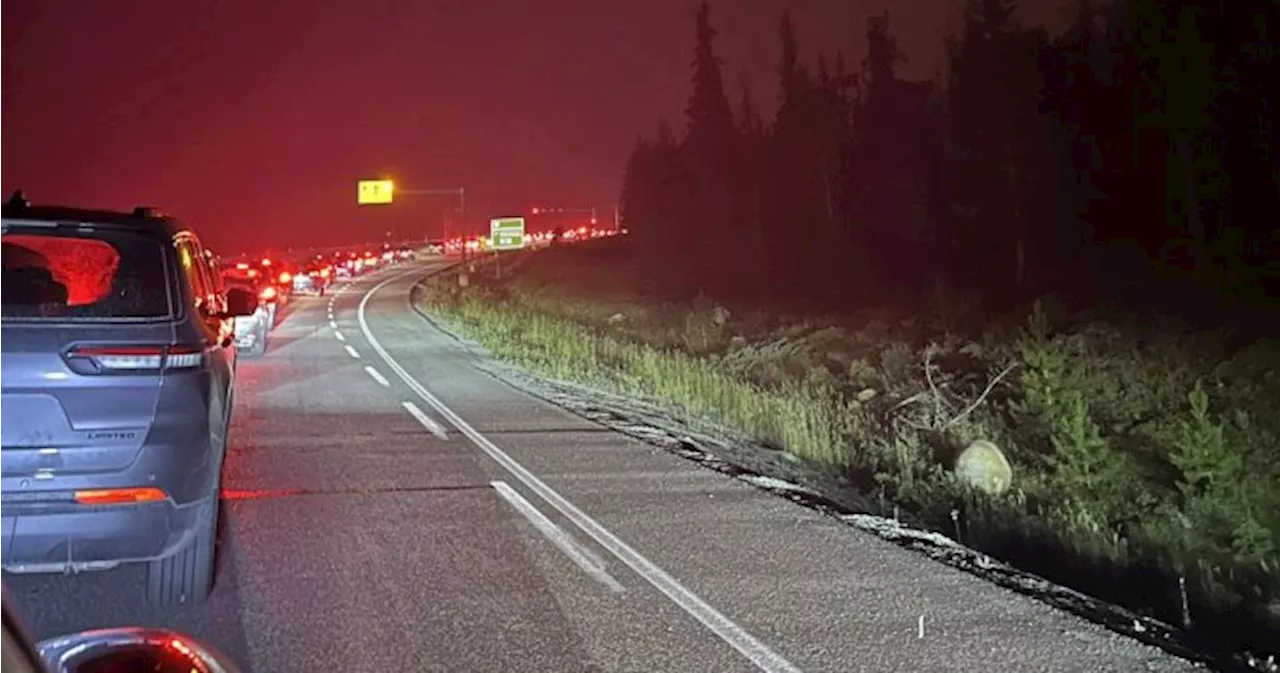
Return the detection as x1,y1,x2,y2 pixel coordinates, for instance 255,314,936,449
74,487,167,505
260,286,278,302
278,271,292,284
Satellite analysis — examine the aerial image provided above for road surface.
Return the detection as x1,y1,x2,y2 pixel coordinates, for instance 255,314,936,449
4,259,1199,673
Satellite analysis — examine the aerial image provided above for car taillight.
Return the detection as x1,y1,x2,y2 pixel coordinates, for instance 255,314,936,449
74,487,166,505
279,272,292,284
260,286,278,302
320,268,330,278
66,345,203,372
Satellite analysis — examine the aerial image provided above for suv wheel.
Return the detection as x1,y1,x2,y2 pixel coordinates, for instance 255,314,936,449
146,498,217,607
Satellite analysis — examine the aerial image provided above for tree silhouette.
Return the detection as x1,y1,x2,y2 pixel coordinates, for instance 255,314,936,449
612,1,1274,314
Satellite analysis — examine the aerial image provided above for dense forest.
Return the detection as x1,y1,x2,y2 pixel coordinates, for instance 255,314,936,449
618,0,1278,325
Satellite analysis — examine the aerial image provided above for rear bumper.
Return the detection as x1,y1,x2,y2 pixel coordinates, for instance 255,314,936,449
1,495,213,572
233,322,261,348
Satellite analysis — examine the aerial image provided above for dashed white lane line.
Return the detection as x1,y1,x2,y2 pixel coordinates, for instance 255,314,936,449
335,331,346,342
358,269,805,673
491,480,626,593
364,365,390,387
329,320,338,329
400,400,449,440
344,344,361,359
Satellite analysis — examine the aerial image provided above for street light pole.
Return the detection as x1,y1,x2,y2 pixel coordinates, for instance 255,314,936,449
396,187,466,234
394,186,467,257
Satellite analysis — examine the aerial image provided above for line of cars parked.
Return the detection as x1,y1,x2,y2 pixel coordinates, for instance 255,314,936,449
0,193,417,617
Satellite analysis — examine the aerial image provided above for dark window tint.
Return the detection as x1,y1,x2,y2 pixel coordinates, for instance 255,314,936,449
1,227,170,321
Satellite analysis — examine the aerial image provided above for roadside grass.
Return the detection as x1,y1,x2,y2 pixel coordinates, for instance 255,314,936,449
420,244,1280,662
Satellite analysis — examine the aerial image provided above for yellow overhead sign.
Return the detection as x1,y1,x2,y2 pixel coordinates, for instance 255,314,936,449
357,180,394,205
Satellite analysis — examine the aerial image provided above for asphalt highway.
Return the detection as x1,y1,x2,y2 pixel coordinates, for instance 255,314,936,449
3,259,1200,672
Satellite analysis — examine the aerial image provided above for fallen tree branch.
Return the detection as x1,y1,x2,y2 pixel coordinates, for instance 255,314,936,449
943,362,1018,430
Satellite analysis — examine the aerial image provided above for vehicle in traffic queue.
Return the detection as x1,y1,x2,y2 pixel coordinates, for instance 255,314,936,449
0,192,258,607
221,260,288,328
223,275,274,356
258,257,296,305
292,259,333,296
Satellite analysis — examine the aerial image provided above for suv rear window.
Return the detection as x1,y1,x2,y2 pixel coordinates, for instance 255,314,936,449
1,227,170,321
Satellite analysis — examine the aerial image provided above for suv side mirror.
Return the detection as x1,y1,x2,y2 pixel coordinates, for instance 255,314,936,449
225,287,258,318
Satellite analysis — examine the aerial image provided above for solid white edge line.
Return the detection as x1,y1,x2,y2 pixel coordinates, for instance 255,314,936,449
344,344,361,359
358,269,805,673
335,331,346,342
491,480,626,593
364,365,391,387
401,400,449,440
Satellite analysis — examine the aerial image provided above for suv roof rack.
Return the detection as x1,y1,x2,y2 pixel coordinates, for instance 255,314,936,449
132,206,166,218
7,190,29,208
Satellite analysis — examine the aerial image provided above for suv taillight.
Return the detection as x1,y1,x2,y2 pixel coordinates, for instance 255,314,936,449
66,345,203,372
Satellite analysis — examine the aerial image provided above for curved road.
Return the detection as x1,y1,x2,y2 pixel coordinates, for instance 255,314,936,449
5,259,1197,672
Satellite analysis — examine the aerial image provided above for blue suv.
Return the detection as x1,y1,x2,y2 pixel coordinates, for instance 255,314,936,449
1,193,257,606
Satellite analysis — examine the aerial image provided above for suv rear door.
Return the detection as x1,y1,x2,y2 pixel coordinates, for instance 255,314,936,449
1,220,178,479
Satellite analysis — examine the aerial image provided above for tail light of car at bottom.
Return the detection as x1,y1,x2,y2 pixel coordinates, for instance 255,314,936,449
260,286,278,302
64,345,204,373
73,487,167,505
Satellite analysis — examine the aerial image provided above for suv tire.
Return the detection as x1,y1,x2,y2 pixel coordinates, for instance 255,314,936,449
146,498,217,607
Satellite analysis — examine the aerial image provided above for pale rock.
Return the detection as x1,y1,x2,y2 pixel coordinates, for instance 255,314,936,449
954,439,1013,495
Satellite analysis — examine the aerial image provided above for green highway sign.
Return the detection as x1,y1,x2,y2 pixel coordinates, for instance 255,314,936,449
489,217,526,251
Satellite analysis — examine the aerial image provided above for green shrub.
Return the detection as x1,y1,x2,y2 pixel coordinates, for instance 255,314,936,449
416,267,1280,655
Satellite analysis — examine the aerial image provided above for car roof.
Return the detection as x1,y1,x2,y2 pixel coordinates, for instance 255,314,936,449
1,203,190,239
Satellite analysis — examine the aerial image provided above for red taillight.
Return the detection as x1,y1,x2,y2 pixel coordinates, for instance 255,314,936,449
319,268,330,278
278,271,292,284
261,258,272,267
66,345,203,371
260,286,278,302
74,487,166,505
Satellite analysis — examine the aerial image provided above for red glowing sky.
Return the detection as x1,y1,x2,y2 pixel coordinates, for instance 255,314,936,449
3,0,1060,253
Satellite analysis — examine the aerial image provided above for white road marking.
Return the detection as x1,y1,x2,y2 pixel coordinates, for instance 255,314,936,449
344,344,361,359
335,331,346,342
358,269,805,673
400,400,449,440
329,320,338,329
491,480,626,593
364,365,391,387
